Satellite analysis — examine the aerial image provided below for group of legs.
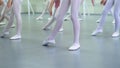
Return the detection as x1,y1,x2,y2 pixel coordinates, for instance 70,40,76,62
37,0,83,32
0,0,11,25
42,0,81,51
42,0,64,32
0,0,22,40
42,0,120,51
0,0,16,27
0,0,120,51
92,0,120,37
0,0,81,51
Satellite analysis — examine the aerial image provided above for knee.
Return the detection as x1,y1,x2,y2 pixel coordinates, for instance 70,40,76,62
54,14,63,22
71,14,78,22
102,10,109,15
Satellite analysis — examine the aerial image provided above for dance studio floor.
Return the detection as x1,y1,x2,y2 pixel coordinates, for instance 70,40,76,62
0,14,120,68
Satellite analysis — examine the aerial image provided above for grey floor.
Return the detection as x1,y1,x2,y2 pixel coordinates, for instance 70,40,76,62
0,14,120,68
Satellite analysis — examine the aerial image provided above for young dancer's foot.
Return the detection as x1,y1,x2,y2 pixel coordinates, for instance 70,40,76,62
42,39,55,46
112,20,115,24
112,32,119,37
36,16,43,20
42,26,51,30
0,32,9,38
10,35,21,40
96,19,100,23
59,27,64,32
91,29,103,36
11,24,15,28
68,43,80,51
64,17,69,21
48,17,52,21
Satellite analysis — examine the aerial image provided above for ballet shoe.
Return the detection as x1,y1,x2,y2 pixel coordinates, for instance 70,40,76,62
64,18,69,21
10,35,21,40
96,20,100,23
11,24,15,28
48,17,52,21
59,28,64,32
68,43,80,51
42,27,51,30
0,32,9,38
112,32,119,37
36,16,43,20
112,20,115,24
91,29,103,36
42,39,55,46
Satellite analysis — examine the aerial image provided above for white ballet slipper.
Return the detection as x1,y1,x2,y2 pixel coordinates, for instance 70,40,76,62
36,16,43,20
0,32,9,38
48,17,52,21
96,19,100,23
68,43,80,51
112,32,119,37
11,24,15,28
59,28,64,32
42,26,51,30
112,20,115,24
42,39,55,46
64,18,69,21
91,29,103,36
10,35,21,40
